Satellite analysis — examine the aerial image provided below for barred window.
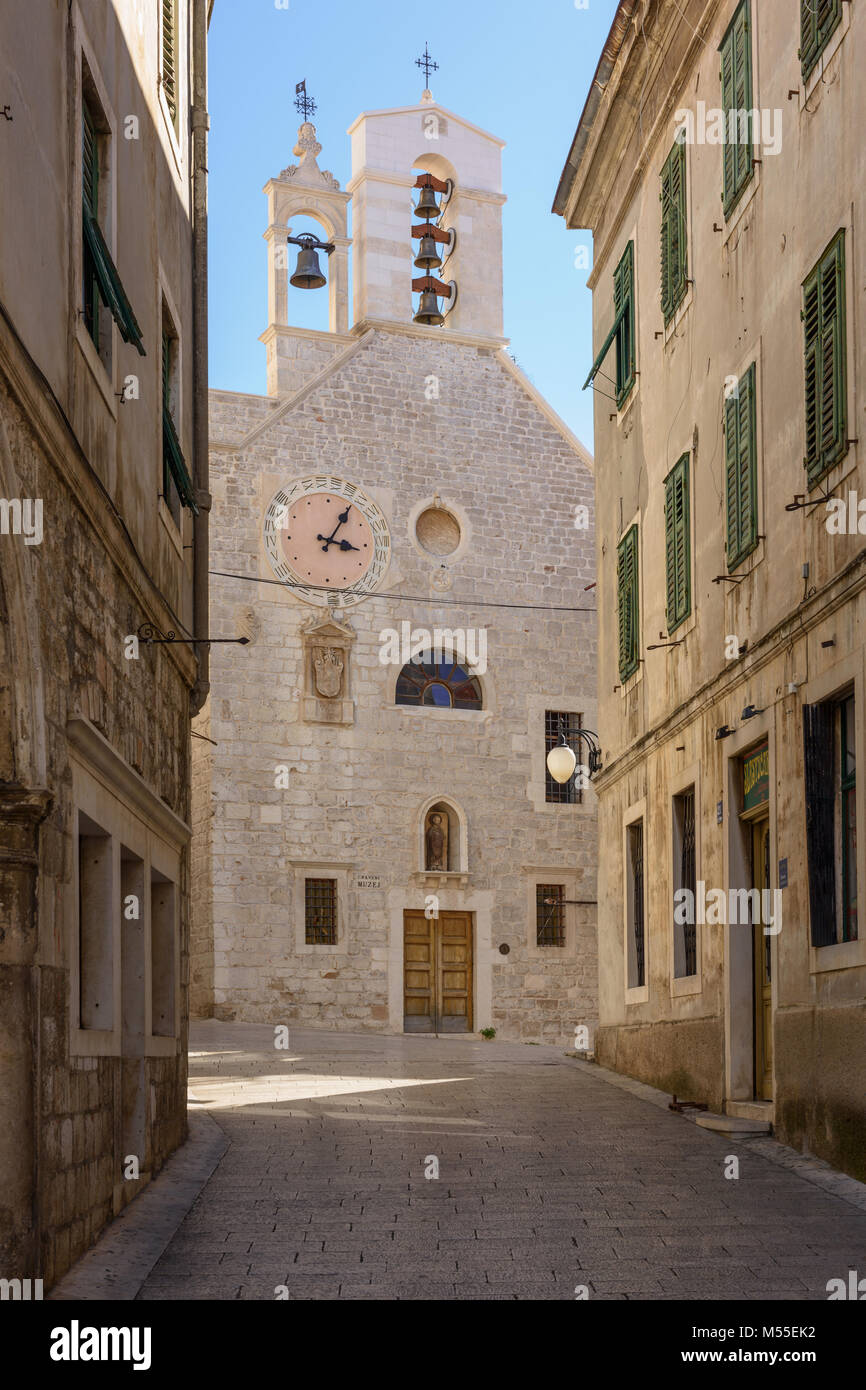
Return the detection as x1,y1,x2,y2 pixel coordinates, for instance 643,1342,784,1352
627,821,645,988
305,879,337,945
545,711,583,804
673,788,697,978
536,884,566,948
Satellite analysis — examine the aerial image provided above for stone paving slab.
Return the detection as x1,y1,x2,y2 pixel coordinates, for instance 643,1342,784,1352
52,1022,866,1301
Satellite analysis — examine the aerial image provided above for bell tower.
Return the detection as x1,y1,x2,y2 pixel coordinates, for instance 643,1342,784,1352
347,87,507,342
261,120,352,397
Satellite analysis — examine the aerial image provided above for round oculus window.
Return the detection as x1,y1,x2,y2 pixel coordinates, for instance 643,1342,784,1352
415,506,461,557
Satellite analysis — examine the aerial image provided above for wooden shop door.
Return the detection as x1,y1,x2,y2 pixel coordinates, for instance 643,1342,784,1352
403,911,473,1034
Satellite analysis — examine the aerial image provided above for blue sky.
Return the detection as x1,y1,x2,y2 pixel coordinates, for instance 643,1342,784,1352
207,0,619,450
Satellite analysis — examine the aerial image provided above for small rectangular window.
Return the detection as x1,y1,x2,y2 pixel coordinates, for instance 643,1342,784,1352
545,711,583,805
536,885,566,948
627,821,645,988
305,879,337,945
78,812,113,1030
803,231,847,487
719,0,753,217
617,524,640,682
660,138,688,323
801,0,843,81
725,363,758,570
664,454,691,632
673,788,697,978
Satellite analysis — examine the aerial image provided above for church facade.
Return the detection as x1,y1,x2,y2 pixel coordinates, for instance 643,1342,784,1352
192,90,598,1046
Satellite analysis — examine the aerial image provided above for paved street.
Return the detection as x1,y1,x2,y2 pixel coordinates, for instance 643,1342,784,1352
117,1022,866,1300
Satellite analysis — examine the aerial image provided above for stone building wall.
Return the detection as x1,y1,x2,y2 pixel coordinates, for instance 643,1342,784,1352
196,325,598,1048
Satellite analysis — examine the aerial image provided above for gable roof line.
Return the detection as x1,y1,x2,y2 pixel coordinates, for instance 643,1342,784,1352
211,329,377,453
495,350,594,473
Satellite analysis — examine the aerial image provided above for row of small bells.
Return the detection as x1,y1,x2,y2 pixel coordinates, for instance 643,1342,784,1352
413,181,450,327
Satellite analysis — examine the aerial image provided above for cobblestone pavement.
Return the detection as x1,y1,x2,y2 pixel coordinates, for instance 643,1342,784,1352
133,1021,866,1301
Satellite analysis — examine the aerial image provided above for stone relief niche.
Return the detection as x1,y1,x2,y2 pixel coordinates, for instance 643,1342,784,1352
416,796,469,887
300,615,355,725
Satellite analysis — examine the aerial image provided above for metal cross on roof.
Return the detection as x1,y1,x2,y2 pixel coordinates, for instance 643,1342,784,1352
294,80,317,123
415,44,438,87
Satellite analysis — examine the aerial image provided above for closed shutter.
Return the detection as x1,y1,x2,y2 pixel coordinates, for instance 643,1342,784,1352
162,0,178,124
617,525,639,681
720,0,753,216
82,101,100,345
660,139,687,323
803,232,846,485
803,703,837,946
613,241,635,408
725,363,758,569
801,0,843,80
665,455,690,631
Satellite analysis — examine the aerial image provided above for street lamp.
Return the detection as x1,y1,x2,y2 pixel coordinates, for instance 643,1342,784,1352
545,717,603,784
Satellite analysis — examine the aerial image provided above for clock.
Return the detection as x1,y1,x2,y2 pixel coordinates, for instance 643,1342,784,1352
264,475,391,608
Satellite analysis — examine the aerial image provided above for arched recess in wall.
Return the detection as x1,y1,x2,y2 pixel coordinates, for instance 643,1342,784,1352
417,793,468,874
0,409,46,786
284,208,340,335
411,153,459,290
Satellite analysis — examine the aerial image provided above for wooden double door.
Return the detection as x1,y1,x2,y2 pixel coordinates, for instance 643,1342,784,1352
403,911,473,1033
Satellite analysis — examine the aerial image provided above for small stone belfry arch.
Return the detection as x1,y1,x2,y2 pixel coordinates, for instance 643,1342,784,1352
263,121,351,339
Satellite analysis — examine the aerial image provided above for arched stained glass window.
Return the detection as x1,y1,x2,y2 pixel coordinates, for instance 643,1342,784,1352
396,655,483,710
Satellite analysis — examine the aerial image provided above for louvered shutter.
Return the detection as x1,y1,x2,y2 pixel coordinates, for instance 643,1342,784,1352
613,242,635,408
162,0,178,123
617,526,639,681
725,365,758,568
665,456,690,630
804,233,846,484
801,0,842,80
720,1,753,216
660,142,687,323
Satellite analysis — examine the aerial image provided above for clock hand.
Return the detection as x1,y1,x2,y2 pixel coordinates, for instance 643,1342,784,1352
338,539,360,552
316,506,353,551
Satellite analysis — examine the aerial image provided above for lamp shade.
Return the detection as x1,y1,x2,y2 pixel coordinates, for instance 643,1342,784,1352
546,743,577,785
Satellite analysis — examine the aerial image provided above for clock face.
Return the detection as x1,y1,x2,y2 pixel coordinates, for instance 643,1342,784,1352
264,476,390,608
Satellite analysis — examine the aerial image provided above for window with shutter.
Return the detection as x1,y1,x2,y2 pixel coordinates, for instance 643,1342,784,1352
803,231,847,486
617,525,640,682
719,0,753,218
801,0,843,81
660,138,688,323
724,363,758,570
613,242,636,408
664,455,691,632
82,100,101,349
162,319,198,517
162,0,178,127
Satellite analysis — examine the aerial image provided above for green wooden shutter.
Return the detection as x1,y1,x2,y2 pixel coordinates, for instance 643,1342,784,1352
617,525,639,681
613,242,635,409
804,232,846,485
725,364,758,569
664,455,691,631
720,0,753,217
162,0,178,124
801,0,843,81
661,139,687,323
82,101,100,347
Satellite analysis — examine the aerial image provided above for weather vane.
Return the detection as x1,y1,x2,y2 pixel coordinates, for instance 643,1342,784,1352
415,44,438,88
294,79,317,123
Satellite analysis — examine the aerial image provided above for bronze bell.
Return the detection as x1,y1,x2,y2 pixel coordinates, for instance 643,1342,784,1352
290,241,327,290
414,185,441,220
414,290,444,326
414,233,442,271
